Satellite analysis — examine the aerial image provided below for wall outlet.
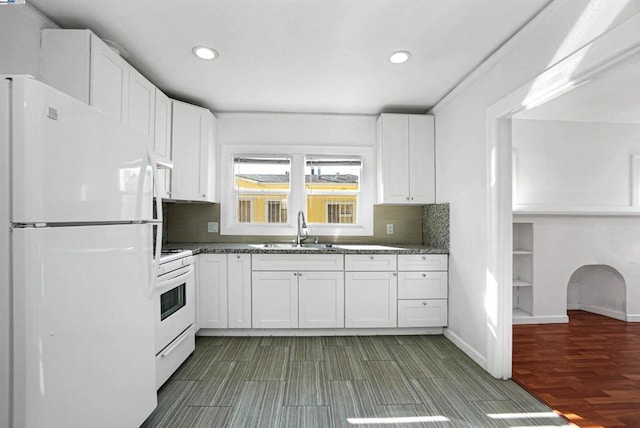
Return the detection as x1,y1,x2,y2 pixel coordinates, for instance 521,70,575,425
207,222,219,233
386,224,394,234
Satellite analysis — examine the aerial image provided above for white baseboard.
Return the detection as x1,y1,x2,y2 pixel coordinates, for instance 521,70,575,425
443,328,487,370
576,304,626,321
513,315,569,325
196,327,444,337
626,314,640,322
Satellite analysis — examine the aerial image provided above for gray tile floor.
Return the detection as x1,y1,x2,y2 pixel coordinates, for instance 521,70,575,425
142,335,568,427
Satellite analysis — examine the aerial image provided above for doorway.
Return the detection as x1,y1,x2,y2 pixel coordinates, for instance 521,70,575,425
486,22,640,378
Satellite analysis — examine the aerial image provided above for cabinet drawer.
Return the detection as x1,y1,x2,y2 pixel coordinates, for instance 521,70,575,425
398,272,448,299
252,253,344,271
398,299,447,327
345,254,397,271
398,254,447,271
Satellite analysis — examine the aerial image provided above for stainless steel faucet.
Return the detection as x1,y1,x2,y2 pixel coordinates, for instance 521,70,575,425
296,210,309,246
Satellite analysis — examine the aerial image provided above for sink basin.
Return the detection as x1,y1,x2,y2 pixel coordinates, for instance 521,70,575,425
249,243,334,250
332,244,403,251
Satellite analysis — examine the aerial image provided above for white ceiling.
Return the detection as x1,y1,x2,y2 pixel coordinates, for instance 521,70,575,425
516,53,640,124
30,0,550,114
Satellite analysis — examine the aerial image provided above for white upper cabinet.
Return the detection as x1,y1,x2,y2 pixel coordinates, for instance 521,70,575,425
153,89,172,199
128,68,156,138
170,101,217,202
41,29,131,123
377,113,435,204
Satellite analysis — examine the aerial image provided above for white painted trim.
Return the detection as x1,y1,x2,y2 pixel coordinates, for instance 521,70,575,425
626,314,640,322
514,209,640,217
443,329,488,370
196,327,444,337
575,304,626,322
512,315,569,325
431,0,558,114
220,144,375,236
631,154,640,207
486,14,640,380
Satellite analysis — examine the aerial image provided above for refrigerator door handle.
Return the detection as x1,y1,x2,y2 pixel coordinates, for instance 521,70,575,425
148,148,163,300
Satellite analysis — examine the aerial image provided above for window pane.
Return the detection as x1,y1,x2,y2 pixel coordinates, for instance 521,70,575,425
306,157,360,224
234,156,290,224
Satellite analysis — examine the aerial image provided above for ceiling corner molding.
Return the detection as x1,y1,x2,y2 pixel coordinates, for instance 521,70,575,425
430,0,559,115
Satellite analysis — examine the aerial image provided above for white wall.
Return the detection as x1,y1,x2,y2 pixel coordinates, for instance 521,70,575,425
217,112,376,147
513,119,640,210
0,5,57,78
518,215,640,321
432,0,640,369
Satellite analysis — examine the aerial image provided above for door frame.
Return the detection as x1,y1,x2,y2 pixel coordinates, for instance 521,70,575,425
485,16,640,378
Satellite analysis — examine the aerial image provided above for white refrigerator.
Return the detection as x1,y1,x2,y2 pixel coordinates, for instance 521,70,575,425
0,76,161,428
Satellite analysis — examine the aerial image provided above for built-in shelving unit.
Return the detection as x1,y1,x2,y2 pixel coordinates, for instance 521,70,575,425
513,222,533,324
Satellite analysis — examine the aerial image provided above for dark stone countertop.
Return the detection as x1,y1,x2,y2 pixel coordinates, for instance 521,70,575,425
163,242,448,255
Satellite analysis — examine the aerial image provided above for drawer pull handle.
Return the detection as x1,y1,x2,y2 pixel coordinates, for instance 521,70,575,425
422,256,426,260
422,302,427,306
422,273,426,277
237,255,241,259
392,273,397,276
370,256,374,260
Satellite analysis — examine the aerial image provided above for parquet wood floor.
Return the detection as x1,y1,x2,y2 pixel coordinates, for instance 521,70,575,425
513,310,640,428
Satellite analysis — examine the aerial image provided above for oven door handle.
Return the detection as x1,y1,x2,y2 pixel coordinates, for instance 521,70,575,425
160,328,191,358
156,266,194,292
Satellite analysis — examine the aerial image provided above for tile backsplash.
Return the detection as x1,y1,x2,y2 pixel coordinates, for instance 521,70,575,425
164,203,424,244
423,203,450,250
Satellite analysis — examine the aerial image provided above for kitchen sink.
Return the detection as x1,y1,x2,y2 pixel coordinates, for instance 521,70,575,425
249,243,334,250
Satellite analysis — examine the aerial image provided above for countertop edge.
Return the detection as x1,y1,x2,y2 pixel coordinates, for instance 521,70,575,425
164,243,449,255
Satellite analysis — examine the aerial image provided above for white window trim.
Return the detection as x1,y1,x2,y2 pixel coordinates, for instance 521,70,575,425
220,144,374,236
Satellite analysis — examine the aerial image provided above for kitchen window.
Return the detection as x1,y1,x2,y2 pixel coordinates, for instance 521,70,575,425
306,156,361,225
233,156,290,225
220,145,374,236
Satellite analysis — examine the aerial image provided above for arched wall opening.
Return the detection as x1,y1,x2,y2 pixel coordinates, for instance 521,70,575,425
567,264,627,321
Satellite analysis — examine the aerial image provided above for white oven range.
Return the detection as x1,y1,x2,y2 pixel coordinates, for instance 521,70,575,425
155,249,195,389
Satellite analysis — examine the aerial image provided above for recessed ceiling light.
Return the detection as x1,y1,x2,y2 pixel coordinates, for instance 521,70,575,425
390,51,411,64
192,46,218,60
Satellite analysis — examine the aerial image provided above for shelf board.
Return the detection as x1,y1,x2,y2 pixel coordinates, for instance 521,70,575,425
513,249,533,255
512,279,532,287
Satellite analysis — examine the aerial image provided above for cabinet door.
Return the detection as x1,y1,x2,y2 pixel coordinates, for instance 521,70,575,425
378,114,409,203
228,254,251,328
252,271,298,328
398,299,447,327
408,115,435,204
345,271,397,328
171,101,212,201
153,89,172,199
89,34,129,123
299,271,344,328
128,68,156,138
198,254,228,329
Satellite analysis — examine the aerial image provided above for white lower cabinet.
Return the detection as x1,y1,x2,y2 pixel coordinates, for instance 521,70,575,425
345,271,397,328
298,271,344,328
198,254,228,329
252,271,299,328
227,254,252,328
251,254,345,329
397,255,448,327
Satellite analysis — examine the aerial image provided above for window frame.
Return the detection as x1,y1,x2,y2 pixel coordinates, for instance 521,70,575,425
220,145,374,236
